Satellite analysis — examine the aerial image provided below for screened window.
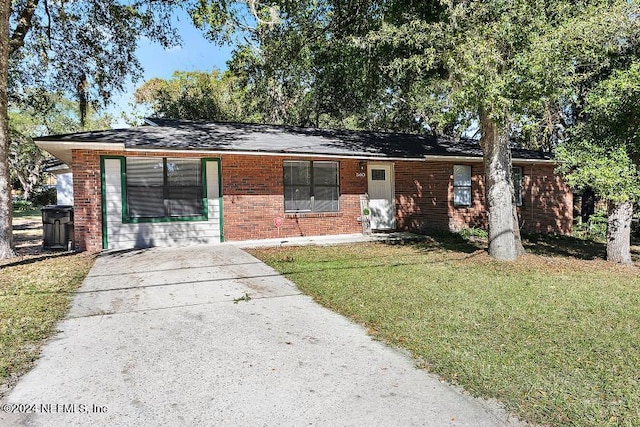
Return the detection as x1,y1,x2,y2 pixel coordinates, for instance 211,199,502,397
126,157,204,219
284,161,339,212
453,165,472,207
512,166,523,206
371,169,386,181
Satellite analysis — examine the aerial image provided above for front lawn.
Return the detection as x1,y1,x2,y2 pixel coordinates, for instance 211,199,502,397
0,253,95,397
250,236,640,427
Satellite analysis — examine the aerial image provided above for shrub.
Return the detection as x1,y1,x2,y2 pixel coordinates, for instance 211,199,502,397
28,186,57,207
12,199,33,211
459,227,489,239
574,210,608,240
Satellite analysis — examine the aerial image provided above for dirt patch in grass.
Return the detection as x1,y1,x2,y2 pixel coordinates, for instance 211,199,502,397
250,235,640,427
3,211,69,267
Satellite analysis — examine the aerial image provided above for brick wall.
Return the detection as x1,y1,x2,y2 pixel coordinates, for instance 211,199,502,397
221,155,366,240
71,149,103,252
71,150,572,252
395,161,572,235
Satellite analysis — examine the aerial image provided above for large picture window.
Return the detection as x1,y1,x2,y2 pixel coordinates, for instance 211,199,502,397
284,161,339,212
126,157,204,220
453,165,472,207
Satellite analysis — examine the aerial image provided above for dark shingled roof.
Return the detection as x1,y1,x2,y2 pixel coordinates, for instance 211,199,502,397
35,118,552,161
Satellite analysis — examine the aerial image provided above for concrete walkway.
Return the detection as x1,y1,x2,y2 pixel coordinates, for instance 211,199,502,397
2,245,521,426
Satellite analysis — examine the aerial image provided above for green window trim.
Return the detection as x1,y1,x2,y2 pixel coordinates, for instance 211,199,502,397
122,156,208,223
100,156,223,249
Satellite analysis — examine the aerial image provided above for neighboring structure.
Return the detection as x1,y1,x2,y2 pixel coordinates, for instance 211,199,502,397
43,159,74,205
35,118,573,252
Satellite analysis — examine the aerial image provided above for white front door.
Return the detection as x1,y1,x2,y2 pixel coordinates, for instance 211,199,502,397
367,163,396,230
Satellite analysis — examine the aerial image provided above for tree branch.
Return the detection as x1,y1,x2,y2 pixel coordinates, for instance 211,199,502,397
44,0,52,47
9,0,41,56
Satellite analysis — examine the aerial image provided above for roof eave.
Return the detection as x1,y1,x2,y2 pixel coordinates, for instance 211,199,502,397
422,155,555,164
35,140,125,165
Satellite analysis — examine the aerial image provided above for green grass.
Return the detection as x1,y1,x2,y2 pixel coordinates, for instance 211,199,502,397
0,253,95,394
12,208,41,219
250,237,640,427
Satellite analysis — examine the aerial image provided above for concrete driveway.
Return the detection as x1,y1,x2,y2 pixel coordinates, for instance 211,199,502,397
2,245,521,426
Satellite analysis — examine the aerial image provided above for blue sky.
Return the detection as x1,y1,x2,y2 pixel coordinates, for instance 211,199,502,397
108,11,235,127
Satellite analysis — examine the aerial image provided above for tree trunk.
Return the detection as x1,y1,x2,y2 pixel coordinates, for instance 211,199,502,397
512,204,526,256
0,0,15,259
479,109,519,261
606,200,633,265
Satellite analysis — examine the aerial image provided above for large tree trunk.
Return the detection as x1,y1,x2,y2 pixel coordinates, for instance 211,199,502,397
606,200,633,265
0,0,15,259
479,109,520,261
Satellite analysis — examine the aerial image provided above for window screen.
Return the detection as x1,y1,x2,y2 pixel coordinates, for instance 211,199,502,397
453,165,472,207
126,157,203,219
371,169,386,181
512,166,523,206
284,160,339,212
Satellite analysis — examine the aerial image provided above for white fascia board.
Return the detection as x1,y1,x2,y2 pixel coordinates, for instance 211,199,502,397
121,148,556,164
35,140,125,165
423,155,556,165
33,142,555,165
123,148,427,161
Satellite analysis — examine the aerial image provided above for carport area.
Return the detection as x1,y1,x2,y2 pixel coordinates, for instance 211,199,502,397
1,245,520,426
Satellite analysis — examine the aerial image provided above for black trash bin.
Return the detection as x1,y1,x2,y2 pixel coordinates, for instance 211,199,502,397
42,205,74,250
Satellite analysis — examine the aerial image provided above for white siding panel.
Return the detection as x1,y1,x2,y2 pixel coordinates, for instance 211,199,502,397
206,161,221,227
103,158,222,250
55,173,74,205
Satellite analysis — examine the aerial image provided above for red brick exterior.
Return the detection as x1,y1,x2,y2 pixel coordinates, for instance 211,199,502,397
221,155,366,241
70,149,572,252
71,149,103,253
395,161,573,235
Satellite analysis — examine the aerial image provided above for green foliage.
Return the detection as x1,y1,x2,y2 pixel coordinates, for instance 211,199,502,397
573,209,609,241
28,187,56,207
556,141,640,203
555,59,640,204
11,199,33,212
583,61,640,153
8,93,112,198
9,1,181,112
134,70,248,122
458,227,489,240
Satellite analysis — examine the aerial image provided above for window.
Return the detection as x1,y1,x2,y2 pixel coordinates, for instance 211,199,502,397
371,169,386,181
126,157,204,220
453,165,472,207
284,160,339,212
512,166,523,206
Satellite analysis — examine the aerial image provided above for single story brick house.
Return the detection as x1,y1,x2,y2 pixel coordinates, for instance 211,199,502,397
35,118,572,252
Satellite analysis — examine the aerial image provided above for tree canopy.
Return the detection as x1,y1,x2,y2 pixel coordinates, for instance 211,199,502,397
1,0,187,258
555,60,640,264
9,94,113,200
134,70,248,122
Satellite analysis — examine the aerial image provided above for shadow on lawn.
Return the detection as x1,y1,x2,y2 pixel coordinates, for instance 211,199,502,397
522,234,607,260
381,231,630,263
0,251,78,269
380,231,485,254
